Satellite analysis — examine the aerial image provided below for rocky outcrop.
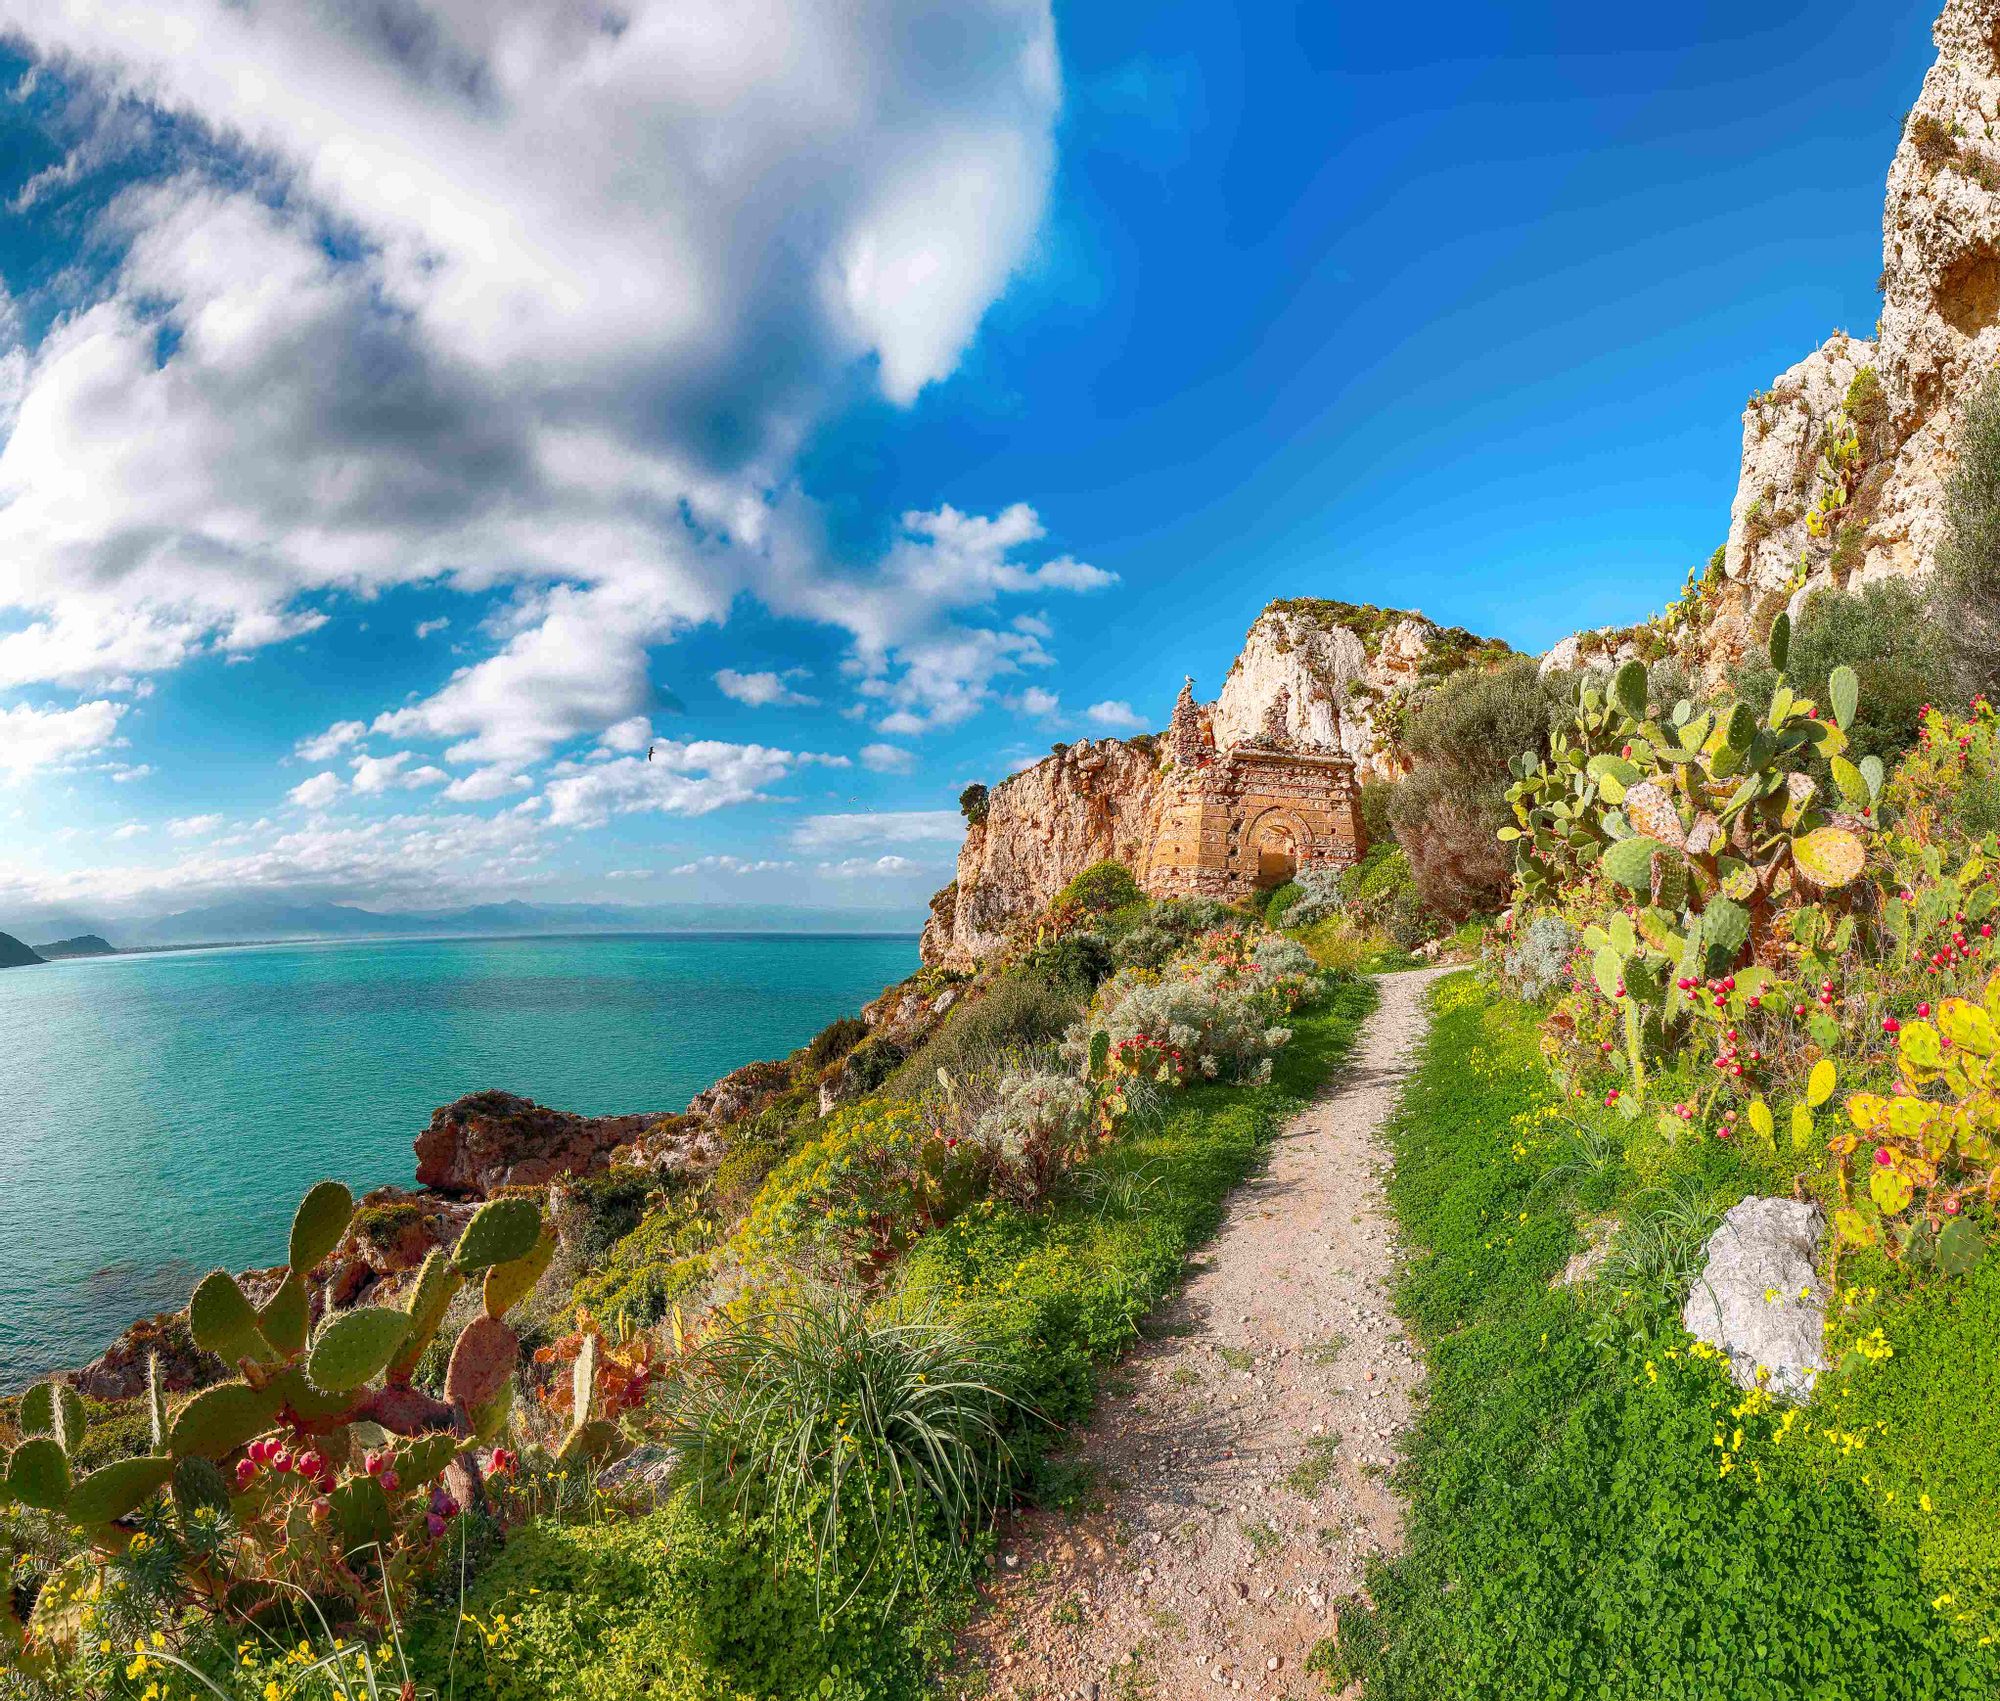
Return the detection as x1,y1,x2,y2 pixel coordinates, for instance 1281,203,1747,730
1689,1,2000,674
71,1311,224,1402
1682,1197,1826,1400
1214,600,1510,782
413,1089,663,1196
920,600,1508,968
924,738,1165,967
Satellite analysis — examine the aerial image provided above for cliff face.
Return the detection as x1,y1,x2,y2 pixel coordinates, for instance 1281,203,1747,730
1212,600,1512,783
923,739,1164,967
920,600,1506,968
1695,0,2000,670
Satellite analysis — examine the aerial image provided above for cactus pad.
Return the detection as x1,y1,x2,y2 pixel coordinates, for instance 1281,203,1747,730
7,1437,72,1510
172,1455,233,1519
1601,835,1662,892
454,1197,543,1272
257,1272,310,1357
388,1251,464,1384
67,1455,175,1527
471,1379,514,1445
445,1315,518,1410
483,1228,556,1319
399,1433,459,1486
19,1380,87,1456
190,1270,269,1364
330,1475,395,1552
1793,826,1865,890
290,1180,355,1276
1828,663,1857,732
1937,1216,1985,1279
308,1307,413,1394
169,1380,280,1460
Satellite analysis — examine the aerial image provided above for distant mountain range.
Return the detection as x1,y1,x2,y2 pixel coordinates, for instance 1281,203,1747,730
3,898,918,950
0,932,44,968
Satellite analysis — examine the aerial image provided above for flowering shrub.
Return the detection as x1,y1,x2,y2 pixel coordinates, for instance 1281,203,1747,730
971,1067,1098,1201
1080,961,1293,1086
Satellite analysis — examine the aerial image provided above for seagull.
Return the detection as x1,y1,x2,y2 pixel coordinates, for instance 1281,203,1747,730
646,744,654,762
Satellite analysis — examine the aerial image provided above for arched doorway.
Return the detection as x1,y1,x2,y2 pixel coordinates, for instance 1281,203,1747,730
1248,811,1304,891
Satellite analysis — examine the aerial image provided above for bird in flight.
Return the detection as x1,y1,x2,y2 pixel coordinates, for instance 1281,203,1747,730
647,745,654,762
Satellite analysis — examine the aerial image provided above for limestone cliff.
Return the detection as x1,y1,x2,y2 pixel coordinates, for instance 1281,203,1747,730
1213,600,1512,783
1535,2,2000,679
921,600,1506,968
922,739,1164,966
1704,0,2000,671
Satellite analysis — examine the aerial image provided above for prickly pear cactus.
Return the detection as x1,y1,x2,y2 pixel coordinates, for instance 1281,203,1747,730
4,1179,549,1571
1506,619,1887,1103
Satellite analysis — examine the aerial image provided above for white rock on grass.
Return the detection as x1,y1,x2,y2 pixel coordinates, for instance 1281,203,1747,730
1681,1198,1825,1400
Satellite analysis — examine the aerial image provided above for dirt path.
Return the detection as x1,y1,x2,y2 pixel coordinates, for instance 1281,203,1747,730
952,967,1447,1701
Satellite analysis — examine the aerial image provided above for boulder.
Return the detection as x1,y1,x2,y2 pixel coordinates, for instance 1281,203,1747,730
1682,1197,1826,1400
414,1089,662,1196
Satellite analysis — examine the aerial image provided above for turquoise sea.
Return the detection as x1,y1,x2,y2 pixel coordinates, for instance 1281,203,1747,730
0,932,918,1392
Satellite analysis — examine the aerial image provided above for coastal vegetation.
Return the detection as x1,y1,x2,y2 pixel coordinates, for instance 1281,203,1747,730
0,873,1379,1698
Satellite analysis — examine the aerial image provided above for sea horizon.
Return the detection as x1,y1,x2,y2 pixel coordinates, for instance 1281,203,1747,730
0,929,919,1391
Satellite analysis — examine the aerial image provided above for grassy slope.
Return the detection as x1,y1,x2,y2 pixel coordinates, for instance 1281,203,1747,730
1332,973,2000,1701
412,977,1380,1701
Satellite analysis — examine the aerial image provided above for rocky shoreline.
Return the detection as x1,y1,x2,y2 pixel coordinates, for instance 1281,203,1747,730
56,963,966,1407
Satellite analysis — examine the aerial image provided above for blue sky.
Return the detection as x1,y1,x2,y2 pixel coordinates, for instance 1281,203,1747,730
0,0,1945,927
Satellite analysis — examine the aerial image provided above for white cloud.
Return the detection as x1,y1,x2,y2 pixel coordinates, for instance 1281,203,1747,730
0,698,125,776
715,668,819,709
859,742,916,773
1014,686,1060,717
350,751,412,795
791,809,964,851
1085,699,1148,731
545,740,832,830
769,502,1115,734
0,1,1065,772
598,717,654,755
295,721,368,763
441,766,531,804
0,805,548,918
110,820,146,840
414,617,451,639
817,853,929,878
110,763,153,783
167,813,223,838
670,854,796,876
287,771,342,809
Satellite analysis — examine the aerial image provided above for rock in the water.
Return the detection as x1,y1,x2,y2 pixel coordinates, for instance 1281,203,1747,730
414,1089,662,1196
1682,1197,1825,1400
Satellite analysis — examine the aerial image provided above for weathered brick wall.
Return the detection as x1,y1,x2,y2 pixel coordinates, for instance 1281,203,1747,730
1144,745,1364,902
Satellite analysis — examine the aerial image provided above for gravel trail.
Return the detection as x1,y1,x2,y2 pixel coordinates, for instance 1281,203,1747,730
952,967,1448,1700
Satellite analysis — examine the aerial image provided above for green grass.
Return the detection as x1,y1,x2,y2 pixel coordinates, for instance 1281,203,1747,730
414,977,1379,1701
1328,972,2000,1701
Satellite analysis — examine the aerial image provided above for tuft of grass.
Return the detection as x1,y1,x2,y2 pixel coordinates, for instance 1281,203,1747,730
1285,1435,1341,1498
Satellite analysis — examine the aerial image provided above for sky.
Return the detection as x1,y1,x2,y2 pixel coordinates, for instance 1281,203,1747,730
0,0,1948,929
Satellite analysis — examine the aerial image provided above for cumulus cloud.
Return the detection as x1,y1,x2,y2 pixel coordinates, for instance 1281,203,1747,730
790,809,964,851
817,853,929,878
349,750,450,795
414,617,450,639
1012,686,1060,717
167,813,223,838
715,668,818,709
0,806,548,918
858,742,916,773
0,698,125,776
110,820,146,840
287,771,342,809
670,854,797,877
295,721,368,763
0,0,1067,776
1085,699,1148,731
545,740,835,830
441,766,531,804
